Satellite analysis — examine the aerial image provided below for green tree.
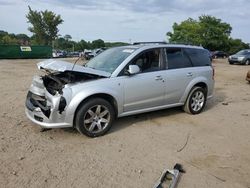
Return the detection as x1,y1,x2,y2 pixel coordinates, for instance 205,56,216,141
1,35,18,44
16,34,29,40
75,39,90,51
0,30,8,39
167,15,232,51
92,39,105,49
167,18,202,45
199,15,231,51
16,34,30,45
54,37,72,50
64,34,72,41
26,6,63,45
228,38,249,54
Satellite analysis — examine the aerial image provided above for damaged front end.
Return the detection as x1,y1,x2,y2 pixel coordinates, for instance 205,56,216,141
25,59,109,128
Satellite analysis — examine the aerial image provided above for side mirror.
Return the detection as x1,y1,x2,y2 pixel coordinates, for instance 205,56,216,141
127,65,140,75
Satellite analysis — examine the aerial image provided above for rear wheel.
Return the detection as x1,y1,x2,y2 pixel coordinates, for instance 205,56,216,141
75,98,115,137
184,87,207,114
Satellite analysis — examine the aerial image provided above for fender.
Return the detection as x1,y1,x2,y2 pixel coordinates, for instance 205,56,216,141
64,85,122,125
180,76,209,103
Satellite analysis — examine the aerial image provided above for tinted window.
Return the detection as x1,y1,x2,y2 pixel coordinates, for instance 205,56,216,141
131,49,161,73
166,48,192,69
236,50,250,55
185,48,211,66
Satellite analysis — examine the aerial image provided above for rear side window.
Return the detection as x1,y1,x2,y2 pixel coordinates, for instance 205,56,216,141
184,48,211,66
165,48,192,69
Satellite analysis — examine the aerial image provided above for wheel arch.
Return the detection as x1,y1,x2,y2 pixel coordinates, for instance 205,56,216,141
180,79,208,103
72,93,118,127
193,82,208,94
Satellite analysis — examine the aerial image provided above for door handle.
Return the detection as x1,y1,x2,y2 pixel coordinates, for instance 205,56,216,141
155,76,163,81
187,72,193,77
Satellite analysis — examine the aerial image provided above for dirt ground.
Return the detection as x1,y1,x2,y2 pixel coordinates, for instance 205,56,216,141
0,58,249,188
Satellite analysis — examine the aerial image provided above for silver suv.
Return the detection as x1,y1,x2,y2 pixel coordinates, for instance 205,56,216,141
228,49,250,65
25,43,214,137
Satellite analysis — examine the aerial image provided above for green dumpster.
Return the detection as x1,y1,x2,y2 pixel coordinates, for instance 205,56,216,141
0,44,52,59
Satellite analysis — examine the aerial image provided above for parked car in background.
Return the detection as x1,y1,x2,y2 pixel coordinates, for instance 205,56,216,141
246,70,250,83
84,51,94,60
52,50,67,58
228,49,250,65
68,51,80,57
212,51,228,59
25,43,214,137
84,48,104,60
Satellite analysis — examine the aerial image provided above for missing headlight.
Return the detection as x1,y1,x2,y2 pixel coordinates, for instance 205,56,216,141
58,96,67,114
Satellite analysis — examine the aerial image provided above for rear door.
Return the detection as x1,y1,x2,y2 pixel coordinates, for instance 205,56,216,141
163,48,194,104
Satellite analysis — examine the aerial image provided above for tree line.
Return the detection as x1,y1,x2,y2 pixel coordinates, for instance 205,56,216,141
0,7,249,54
0,30,128,51
167,15,249,54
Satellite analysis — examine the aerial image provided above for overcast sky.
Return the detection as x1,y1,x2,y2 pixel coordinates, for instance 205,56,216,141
0,0,250,43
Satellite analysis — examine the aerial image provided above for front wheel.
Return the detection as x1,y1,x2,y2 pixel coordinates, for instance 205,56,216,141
183,87,207,114
75,98,115,137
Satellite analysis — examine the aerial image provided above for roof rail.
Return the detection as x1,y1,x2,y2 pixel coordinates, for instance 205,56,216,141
133,41,167,45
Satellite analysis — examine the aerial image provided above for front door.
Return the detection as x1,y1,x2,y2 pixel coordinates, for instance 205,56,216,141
122,49,166,112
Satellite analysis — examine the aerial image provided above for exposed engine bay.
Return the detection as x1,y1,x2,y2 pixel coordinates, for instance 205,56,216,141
26,59,108,122
42,70,103,95
25,59,111,126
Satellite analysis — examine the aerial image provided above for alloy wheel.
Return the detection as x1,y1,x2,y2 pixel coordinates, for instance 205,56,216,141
191,91,205,112
83,105,110,134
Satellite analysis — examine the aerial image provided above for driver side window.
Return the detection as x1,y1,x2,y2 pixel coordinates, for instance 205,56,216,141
132,49,161,73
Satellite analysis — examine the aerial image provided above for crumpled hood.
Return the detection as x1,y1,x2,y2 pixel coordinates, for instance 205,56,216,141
37,59,111,77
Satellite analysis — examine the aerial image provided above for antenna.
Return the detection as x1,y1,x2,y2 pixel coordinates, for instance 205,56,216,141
72,56,81,71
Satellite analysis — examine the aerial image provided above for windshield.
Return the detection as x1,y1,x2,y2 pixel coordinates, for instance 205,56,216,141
85,47,136,73
236,50,250,55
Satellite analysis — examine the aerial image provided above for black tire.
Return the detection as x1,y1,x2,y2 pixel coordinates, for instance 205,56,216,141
75,98,115,137
229,61,234,65
245,59,250,65
183,87,207,114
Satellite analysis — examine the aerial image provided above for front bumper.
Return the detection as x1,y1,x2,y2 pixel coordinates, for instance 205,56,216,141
228,58,245,64
25,108,71,128
25,91,72,128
